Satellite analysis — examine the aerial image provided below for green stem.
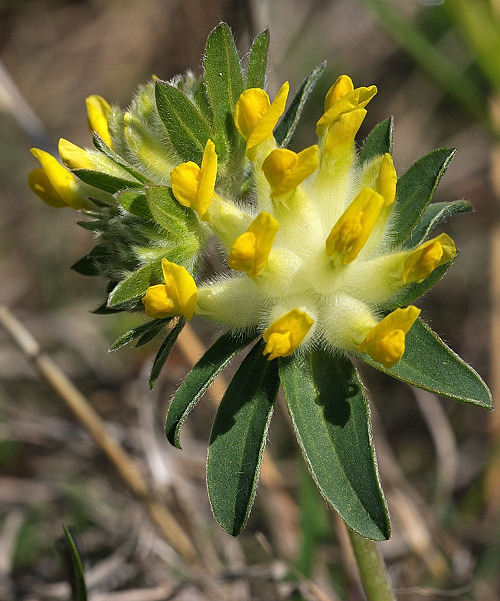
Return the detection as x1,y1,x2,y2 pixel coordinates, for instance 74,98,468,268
348,528,396,601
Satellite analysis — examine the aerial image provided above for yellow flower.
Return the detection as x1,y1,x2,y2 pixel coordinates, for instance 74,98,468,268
403,234,456,284
170,139,217,220
316,75,377,138
28,148,90,209
234,82,289,157
262,146,319,199
228,211,279,277
86,95,113,148
325,187,384,266
359,306,421,368
142,258,197,320
263,309,314,360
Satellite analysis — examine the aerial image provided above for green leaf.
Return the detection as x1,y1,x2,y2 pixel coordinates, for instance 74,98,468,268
71,245,107,276
246,29,270,89
149,318,186,389
107,258,164,307
118,190,153,219
207,340,279,536
280,351,390,541
92,133,149,183
110,318,170,351
166,330,258,448
204,23,244,159
275,62,327,147
146,185,199,241
72,169,143,194
402,199,473,249
155,82,214,163
360,319,492,408
391,148,456,245
359,117,394,163
61,526,87,601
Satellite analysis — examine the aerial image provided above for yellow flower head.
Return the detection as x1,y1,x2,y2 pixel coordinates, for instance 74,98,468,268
403,234,456,284
262,146,319,199
263,308,314,361
234,82,289,157
28,148,90,209
326,187,384,265
228,211,279,277
359,306,421,368
170,139,217,220
86,95,113,148
142,258,197,321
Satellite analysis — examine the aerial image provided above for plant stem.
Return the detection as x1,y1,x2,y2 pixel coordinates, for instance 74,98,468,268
348,528,396,601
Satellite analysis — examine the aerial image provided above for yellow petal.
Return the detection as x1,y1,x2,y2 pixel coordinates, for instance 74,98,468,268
263,308,314,360
86,94,113,148
377,153,397,207
170,161,200,208
161,258,198,320
170,140,217,219
197,139,217,219
234,88,271,140
142,259,197,321
228,231,257,274
27,168,67,207
234,83,289,156
326,187,384,265
359,306,421,368
317,83,377,137
30,148,88,209
58,138,93,170
403,233,456,284
228,211,279,277
324,75,355,112
262,145,319,198
142,284,176,319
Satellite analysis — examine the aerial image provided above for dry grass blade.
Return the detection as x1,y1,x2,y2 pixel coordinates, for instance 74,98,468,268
0,304,198,565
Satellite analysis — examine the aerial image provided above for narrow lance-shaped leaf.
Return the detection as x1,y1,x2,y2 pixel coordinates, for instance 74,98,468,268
246,29,270,89
146,185,200,242
275,62,327,147
204,23,244,159
110,318,170,351
207,340,279,536
392,148,456,245
402,199,473,249
108,258,164,307
166,329,258,448
360,319,492,409
92,133,149,183
155,82,214,163
149,318,186,389
280,351,390,541
73,169,143,194
359,117,394,164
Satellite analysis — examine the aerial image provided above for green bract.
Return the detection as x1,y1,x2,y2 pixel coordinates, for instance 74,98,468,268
28,24,491,541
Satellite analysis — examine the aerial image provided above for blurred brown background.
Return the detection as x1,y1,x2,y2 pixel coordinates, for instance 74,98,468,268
0,1,497,600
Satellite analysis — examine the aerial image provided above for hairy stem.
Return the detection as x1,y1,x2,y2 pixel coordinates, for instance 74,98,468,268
348,528,396,601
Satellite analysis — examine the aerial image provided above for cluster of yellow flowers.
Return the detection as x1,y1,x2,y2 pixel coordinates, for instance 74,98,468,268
139,75,455,367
